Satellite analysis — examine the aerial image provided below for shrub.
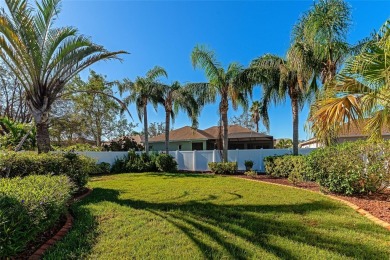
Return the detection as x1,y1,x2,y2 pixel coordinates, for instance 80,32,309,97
244,160,254,170
0,175,73,257
244,170,257,178
264,155,308,182
0,151,95,189
93,162,111,175
110,151,160,173
306,141,390,195
155,154,177,172
208,162,238,174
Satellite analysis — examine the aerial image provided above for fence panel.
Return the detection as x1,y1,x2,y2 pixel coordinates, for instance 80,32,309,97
79,148,315,172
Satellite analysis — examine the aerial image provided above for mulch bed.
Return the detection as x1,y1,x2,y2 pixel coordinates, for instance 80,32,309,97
238,175,390,224
14,188,92,259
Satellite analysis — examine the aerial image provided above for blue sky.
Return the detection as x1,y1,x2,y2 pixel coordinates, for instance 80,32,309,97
3,0,389,139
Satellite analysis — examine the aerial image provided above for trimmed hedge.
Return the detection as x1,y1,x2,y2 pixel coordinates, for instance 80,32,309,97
307,141,390,195
0,175,73,257
264,155,307,181
0,151,96,189
208,162,238,174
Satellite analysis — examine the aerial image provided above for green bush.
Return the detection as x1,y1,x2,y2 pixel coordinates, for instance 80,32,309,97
0,151,95,189
155,154,177,172
244,170,257,178
0,175,73,257
110,151,170,173
92,162,111,175
244,160,254,170
208,162,238,174
264,155,308,184
307,141,390,195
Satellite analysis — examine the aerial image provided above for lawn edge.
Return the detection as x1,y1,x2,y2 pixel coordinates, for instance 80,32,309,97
234,177,390,231
28,188,93,259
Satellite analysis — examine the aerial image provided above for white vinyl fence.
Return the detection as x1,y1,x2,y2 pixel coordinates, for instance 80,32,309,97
79,148,315,172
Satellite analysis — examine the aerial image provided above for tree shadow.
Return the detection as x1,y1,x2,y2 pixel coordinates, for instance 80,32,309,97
42,197,98,259
79,187,389,259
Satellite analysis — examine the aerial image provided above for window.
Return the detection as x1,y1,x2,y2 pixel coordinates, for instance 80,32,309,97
178,145,182,150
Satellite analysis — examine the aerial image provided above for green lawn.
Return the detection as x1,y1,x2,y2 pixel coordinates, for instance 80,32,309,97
44,173,390,259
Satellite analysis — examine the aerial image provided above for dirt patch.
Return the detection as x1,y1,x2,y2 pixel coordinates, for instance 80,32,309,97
238,175,390,224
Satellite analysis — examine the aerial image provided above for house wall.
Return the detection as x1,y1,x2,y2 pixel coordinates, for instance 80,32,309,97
149,140,207,151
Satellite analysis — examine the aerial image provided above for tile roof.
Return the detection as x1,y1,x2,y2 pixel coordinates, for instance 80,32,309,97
149,124,273,143
149,126,213,143
204,125,273,139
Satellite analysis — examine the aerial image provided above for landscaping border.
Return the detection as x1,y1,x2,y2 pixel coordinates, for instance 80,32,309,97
28,188,93,260
235,177,390,231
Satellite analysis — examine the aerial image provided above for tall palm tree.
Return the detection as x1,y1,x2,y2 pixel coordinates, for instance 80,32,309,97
158,82,199,153
0,0,127,153
293,0,355,144
309,19,390,141
250,101,261,133
191,45,252,162
250,48,314,155
119,66,167,153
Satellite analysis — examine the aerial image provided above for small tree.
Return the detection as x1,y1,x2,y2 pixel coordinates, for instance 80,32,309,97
0,0,127,153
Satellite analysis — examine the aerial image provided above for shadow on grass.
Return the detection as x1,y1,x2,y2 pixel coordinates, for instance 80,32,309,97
42,198,98,259
76,187,389,259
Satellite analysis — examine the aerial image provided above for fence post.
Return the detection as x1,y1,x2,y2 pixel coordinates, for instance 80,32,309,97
193,150,197,171
212,149,216,162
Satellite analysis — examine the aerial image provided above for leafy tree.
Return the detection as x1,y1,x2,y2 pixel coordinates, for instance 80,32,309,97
0,0,127,153
191,45,252,161
0,117,36,150
229,112,256,131
0,63,31,123
158,81,199,153
275,138,293,149
119,66,168,153
309,20,390,141
145,122,166,138
69,71,121,146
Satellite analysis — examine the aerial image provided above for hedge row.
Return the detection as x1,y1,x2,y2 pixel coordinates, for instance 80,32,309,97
0,175,73,257
0,151,97,189
111,151,178,173
208,162,238,174
264,141,390,195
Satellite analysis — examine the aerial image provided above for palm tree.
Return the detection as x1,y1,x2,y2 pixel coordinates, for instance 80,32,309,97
309,20,390,141
293,0,351,84
0,0,127,153
250,48,314,155
250,101,261,132
191,45,252,162
293,0,355,144
119,66,167,153
158,82,199,153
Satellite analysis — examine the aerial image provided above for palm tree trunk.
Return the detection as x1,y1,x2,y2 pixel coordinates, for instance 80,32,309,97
36,120,51,153
291,95,299,155
165,109,171,153
256,121,259,133
221,96,229,162
144,104,149,153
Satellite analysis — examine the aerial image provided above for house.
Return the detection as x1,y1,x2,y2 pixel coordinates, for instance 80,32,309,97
299,120,390,148
148,125,274,151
